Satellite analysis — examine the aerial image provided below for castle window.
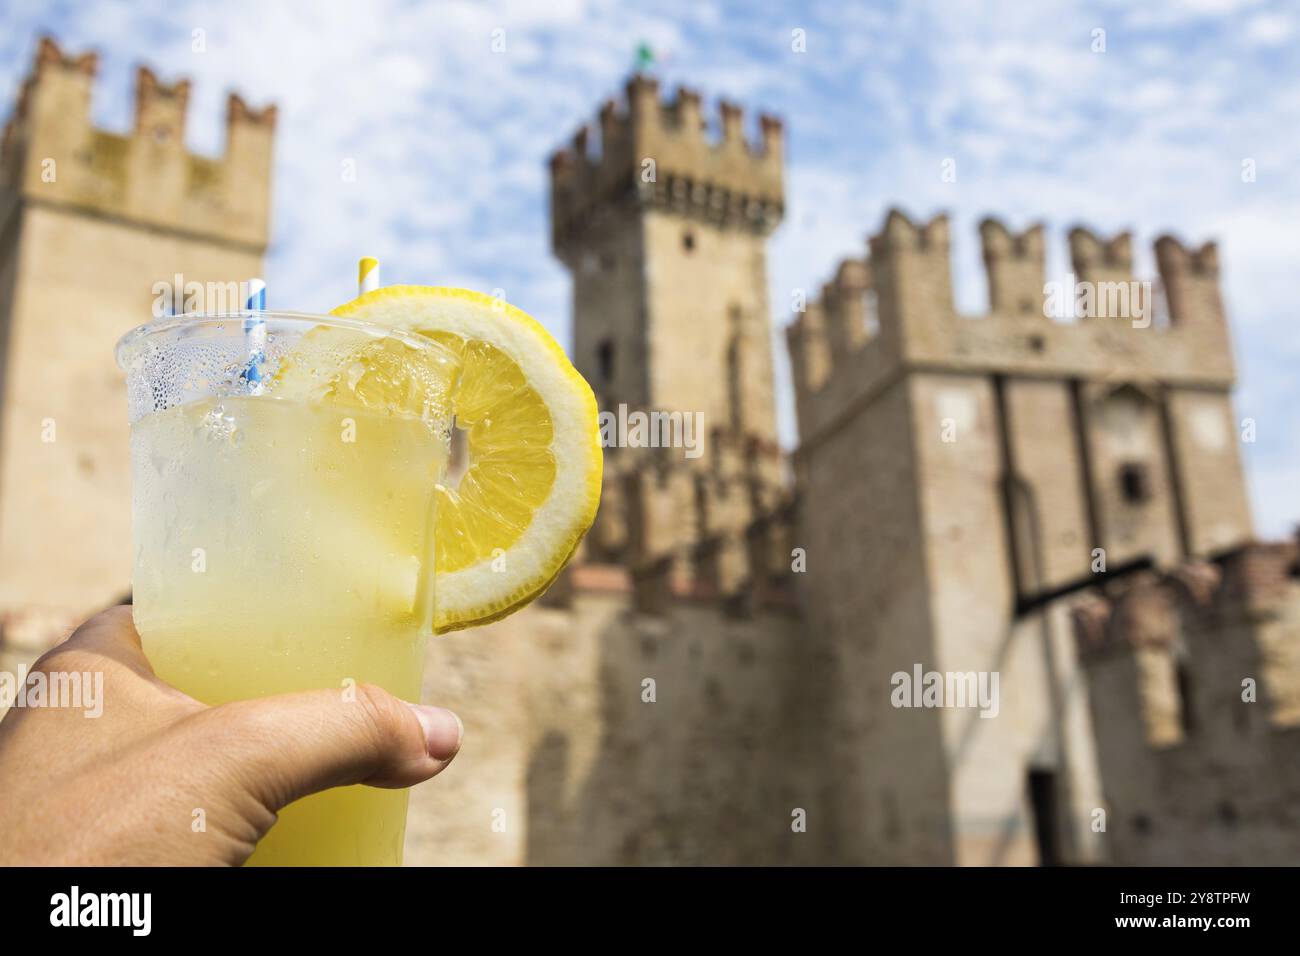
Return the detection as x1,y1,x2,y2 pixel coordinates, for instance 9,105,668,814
1119,461,1151,504
727,333,743,431
596,339,615,383
682,229,696,253
1175,658,1197,737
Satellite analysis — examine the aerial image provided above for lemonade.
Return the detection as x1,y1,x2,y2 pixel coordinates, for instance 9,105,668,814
130,394,446,865
118,311,456,866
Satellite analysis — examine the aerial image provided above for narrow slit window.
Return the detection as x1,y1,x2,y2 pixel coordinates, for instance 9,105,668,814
597,339,615,382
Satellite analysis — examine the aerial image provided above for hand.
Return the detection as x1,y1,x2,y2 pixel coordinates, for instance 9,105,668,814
0,606,461,865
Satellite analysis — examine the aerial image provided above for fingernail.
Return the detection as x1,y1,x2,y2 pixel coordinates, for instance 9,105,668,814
408,704,463,761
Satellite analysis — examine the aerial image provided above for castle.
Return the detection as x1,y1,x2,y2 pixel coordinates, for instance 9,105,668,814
1,39,1296,866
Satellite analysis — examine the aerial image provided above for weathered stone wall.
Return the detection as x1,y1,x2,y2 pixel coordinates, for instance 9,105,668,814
1166,388,1253,556
1075,543,1300,865
404,568,826,866
1002,377,1091,591
794,376,953,865
643,210,779,447
908,371,1106,865
563,212,648,413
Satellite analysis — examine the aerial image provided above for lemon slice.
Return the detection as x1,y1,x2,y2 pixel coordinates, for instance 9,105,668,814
327,286,602,633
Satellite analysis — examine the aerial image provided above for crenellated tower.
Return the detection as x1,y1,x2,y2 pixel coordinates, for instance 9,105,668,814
788,208,1254,865
0,37,276,646
550,75,793,610
550,74,784,454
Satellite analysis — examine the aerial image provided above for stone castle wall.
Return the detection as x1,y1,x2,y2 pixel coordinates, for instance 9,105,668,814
1074,540,1300,864
405,562,827,866
0,38,275,247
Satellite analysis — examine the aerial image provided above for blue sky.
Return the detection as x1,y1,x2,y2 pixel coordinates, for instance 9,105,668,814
1,0,1296,536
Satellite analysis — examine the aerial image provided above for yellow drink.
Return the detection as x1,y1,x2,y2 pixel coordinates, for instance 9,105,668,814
120,313,454,866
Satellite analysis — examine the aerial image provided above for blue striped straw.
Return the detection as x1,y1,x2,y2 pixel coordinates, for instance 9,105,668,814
246,278,266,311
241,278,267,392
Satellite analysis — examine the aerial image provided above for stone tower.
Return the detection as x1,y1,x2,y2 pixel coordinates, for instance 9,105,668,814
550,74,784,455
787,209,1253,865
549,75,789,603
0,37,275,646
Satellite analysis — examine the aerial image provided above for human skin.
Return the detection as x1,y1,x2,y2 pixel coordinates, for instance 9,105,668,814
0,606,462,866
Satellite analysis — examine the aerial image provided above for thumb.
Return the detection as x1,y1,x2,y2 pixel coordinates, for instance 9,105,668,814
187,683,463,812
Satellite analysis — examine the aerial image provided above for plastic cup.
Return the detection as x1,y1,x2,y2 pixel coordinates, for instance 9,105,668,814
116,311,457,865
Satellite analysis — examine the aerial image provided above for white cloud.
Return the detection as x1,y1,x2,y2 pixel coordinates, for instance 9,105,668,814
0,0,1294,537
1244,12,1296,45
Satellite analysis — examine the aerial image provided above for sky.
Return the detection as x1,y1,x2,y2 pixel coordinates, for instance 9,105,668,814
0,0,1296,537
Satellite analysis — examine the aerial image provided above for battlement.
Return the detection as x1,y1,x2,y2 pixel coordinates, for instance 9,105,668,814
1068,226,1132,277
1074,538,1300,740
789,207,1238,446
980,219,1045,316
0,36,276,249
1076,541,1299,656
549,75,783,258
1071,539,1300,863
577,427,794,616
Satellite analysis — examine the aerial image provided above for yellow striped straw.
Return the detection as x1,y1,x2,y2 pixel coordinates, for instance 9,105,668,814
358,256,380,295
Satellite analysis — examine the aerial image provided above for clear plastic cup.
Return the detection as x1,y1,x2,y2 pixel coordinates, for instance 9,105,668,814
116,312,457,865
